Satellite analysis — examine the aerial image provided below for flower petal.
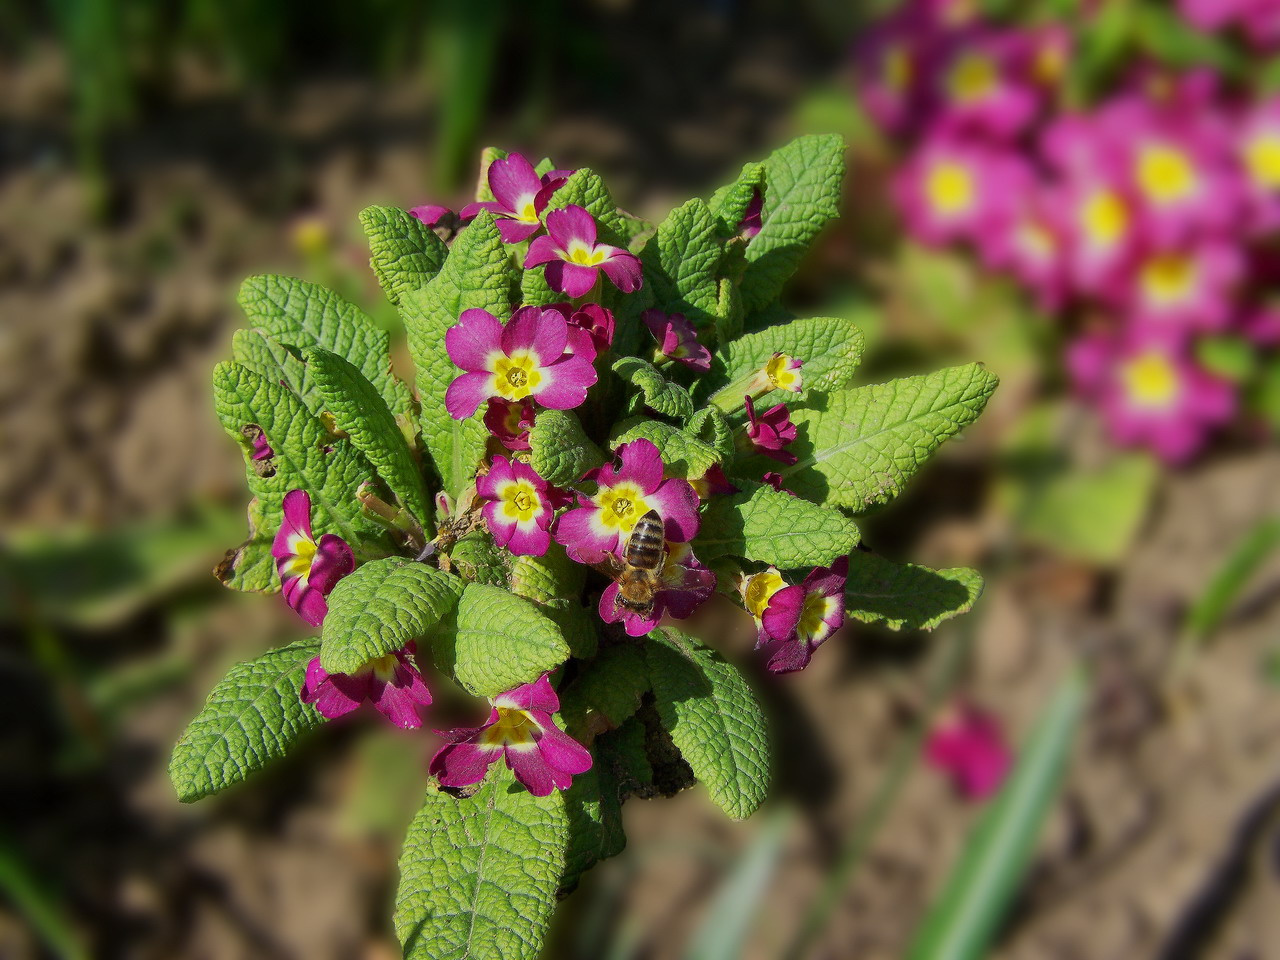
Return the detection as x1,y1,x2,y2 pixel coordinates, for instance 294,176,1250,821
536,724,594,775
495,676,560,714
487,153,542,210
646,478,701,542
610,438,664,492
524,235,564,268
600,249,643,293
496,218,542,243
274,489,314,557
505,746,557,796
430,739,502,788
502,305,569,361
546,205,597,248
308,534,355,595
532,355,598,409
446,308,504,372
557,262,600,299
445,370,497,420
553,505,620,563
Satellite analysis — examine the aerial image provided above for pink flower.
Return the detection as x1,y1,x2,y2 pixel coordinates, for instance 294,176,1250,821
444,306,598,419
429,674,592,797
1050,171,1140,296
754,556,849,674
976,179,1068,310
599,542,717,637
644,309,711,372
925,704,1011,801
1235,96,1280,234
271,489,355,627
483,398,535,451
1068,330,1236,463
745,353,805,396
894,134,1026,245
460,153,568,244
1121,241,1244,337
562,302,616,353
408,204,454,228
931,29,1041,140
853,2,940,134
690,463,739,500
741,396,798,464
554,438,700,564
1180,0,1280,47
524,206,643,298
476,456,567,557
738,187,764,238
301,643,432,729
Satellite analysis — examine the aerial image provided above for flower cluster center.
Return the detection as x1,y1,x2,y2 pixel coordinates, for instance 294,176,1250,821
482,707,537,747
493,354,541,400
949,54,998,104
1142,254,1197,305
597,483,650,531
1245,133,1280,188
1139,146,1197,205
927,162,975,215
1121,352,1181,409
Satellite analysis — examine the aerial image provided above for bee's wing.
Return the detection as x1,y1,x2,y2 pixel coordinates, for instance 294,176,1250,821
586,554,626,579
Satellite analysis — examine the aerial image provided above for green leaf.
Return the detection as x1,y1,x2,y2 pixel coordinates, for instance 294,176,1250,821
702,315,865,411
213,361,376,546
640,198,723,329
231,329,318,414
687,405,735,458
844,552,984,631
609,418,721,480
779,364,998,511
238,274,409,417
448,532,510,588
613,357,694,421
320,559,464,676
560,764,625,896
359,204,449,307
695,482,860,568
740,135,845,314
401,211,513,496
510,545,597,659
906,670,1088,960
644,630,770,821
708,160,764,237
559,643,651,735
395,770,569,960
1184,518,1280,642
430,583,571,698
528,409,606,486
169,639,323,803
214,498,280,593
306,346,433,524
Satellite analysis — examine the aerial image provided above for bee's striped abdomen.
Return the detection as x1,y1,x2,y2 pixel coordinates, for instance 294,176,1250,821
624,509,666,571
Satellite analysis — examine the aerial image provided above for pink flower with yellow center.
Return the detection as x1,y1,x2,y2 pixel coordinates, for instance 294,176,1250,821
977,177,1068,310
747,353,804,395
1236,97,1280,233
553,438,700,565
599,542,717,637
524,205,643,298
271,489,355,627
444,306,598,419
459,153,569,243
754,557,848,674
483,398,535,451
1069,331,1235,463
301,643,432,729
894,134,1024,245
644,309,712,372
429,674,592,797
933,30,1040,140
1122,242,1243,335
1053,174,1138,295
476,456,567,557
853,3,937,135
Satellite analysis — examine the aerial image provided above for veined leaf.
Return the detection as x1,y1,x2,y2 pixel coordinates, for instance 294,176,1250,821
614,357,695,420
609,418,721,479
779,364,998,511
560,763,626,896
320,559,464,676
395,770,569,960
640,198,722,329
231,329,318,414
707,160,764,237
169,639,322,802
695,482,860,568
559,643,651,735
510,545,597,659
360,204,448,306
844,552,984,632
528,409,605,487
645,629,770,821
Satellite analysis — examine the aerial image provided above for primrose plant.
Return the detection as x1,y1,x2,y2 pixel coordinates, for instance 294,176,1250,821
170,135,997,959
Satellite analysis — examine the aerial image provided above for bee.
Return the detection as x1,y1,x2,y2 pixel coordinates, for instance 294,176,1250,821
594,509,667,619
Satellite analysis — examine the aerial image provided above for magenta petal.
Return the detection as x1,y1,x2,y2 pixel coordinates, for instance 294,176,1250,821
496,218,541,243
446,308,504,372
459,200,502,221
488,153,542,210
482,501,516,549
760,584,805,643
308,534,355,595
373,682,426,729
409,204,452,226
430,740,501,787
611,438,664,492
394,659,434,706
532,355,597,409
274,489,314,558
295,587,329,627
553,506,619,563
506,747,556,796
504,522,550,557
600,251,643,293
537,725,594,775
477,455,516,499
497,676,560,713
445,370,495,419
501,306,569,361
524,235,563,268
301,656,329,701
558,262,600,299
758,636,814,674
646,478,701,542
546,205,598,248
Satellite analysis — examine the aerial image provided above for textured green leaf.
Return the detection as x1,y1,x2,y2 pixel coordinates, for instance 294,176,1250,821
702,315,865,410
708,161,764,237
238,274,409,417
213,361,377,546
401,212,513,496
844,552,984,631
448,532,510,588
560,763,625,895
559,643,651,735
907,671,1088,960
359,204,449,307
640,198,722,328
509,545,597,659
644,630,770,821
321,559,464,675
687,405,735,458
169,639,322,803
779,364,998,511
475,147,509,202
528,410,605,487
609,418,721,479
614,357,694,420
395,770,568,960
695,482,859,567
740,135,845,314
214,498,279,593
306,346,433,524
231,329,319,413
430,583,571,698
597,716,656,795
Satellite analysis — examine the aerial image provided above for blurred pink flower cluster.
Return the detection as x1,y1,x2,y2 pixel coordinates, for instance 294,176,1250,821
859,0,1280,462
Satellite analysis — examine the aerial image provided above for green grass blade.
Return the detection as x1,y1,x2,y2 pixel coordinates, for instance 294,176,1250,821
905,669,1089,960
1185,518,1280,641
0,834,89,960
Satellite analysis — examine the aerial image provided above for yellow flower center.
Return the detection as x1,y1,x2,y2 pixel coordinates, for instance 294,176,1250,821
596,482,650,533
884,46,912,91
765,353,801,391
1081,189,1128,247
566,242,607,266
1138,145,1197,205
481,707,537,747
499,480,543,523
492,353,542,401
367,652,400,681
948,53,998,104
1245,132,1280,190
1033,45,1064,86
926,161,975,216
517,197,540,223
798,591,838,642
281,536,316,580
1120,352,1180,409
744,570,785,620
1141,253,1198,306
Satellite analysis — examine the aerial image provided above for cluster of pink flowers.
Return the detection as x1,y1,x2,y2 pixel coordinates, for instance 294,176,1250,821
861,1,1280,462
